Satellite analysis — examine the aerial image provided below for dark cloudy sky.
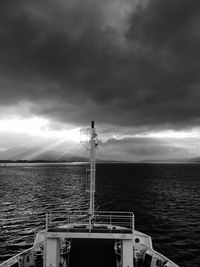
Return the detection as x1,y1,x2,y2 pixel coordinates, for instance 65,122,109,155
0,0,200,161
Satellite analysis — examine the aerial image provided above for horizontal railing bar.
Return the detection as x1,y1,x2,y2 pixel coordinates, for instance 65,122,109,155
49,217,132,220
48,214,133,218
48,210,133,214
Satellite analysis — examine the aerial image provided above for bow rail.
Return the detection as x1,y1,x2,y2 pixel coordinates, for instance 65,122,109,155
45,210,134,233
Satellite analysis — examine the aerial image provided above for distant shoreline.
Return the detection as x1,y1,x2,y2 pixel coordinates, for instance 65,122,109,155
0,160,200,164
0,160,69,163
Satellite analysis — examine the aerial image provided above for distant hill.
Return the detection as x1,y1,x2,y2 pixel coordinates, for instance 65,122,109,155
188,157,200,162
1,145,200,163
0,146,86,162
139,157,200,163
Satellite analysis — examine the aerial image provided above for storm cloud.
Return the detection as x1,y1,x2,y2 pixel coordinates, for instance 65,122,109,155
0,0,200,130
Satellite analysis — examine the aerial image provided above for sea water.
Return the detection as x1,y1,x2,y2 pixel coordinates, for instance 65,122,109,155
0,163,200,266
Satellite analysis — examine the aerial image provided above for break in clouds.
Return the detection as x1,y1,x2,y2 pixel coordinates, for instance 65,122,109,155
0,0,200,160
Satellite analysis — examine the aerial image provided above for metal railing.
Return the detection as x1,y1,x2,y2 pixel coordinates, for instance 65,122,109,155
45,210,134,232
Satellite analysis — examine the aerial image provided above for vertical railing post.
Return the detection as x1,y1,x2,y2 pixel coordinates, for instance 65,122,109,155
46,213,48,231
132,213,135,231
110,213,111,231
89,214,92,232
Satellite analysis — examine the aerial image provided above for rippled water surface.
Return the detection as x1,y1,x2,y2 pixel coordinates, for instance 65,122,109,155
0,163,200,266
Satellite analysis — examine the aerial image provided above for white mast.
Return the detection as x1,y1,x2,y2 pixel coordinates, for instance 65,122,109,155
88,121,98,218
